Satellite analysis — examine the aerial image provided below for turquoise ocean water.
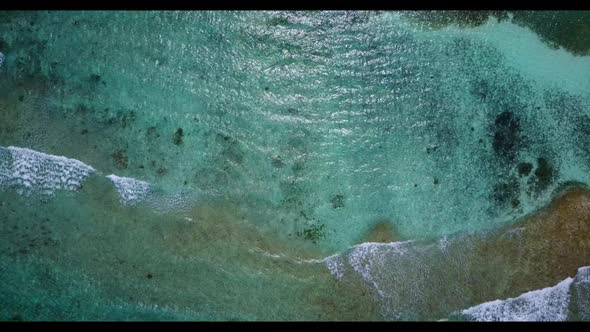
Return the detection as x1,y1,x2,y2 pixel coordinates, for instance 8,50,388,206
1,11,590,321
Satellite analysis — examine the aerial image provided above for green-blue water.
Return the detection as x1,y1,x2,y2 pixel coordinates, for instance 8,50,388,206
1,11,590,321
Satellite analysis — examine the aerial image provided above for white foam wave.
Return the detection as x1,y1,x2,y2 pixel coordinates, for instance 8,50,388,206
0,146,95,195
106,174,151,205
0,146,195,210
461,277,573,321
574,266,590,283
319,241,414,298
347,241,413,297
324,254,345,280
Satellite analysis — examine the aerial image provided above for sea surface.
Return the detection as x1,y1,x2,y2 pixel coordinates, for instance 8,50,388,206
1,11,590,321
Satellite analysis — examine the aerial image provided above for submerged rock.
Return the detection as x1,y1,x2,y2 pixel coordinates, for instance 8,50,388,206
517,162,533,177
330,194,345,209
362,221,399,244
531,157,555,192
173,128,184,145
326,185,590,320
491,111,521,162
111,149,128,170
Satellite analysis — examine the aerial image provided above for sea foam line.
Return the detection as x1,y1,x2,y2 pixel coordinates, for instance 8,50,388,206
461,277,574,321
106,174,151,206
0,145,152,206
0,146,96,195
